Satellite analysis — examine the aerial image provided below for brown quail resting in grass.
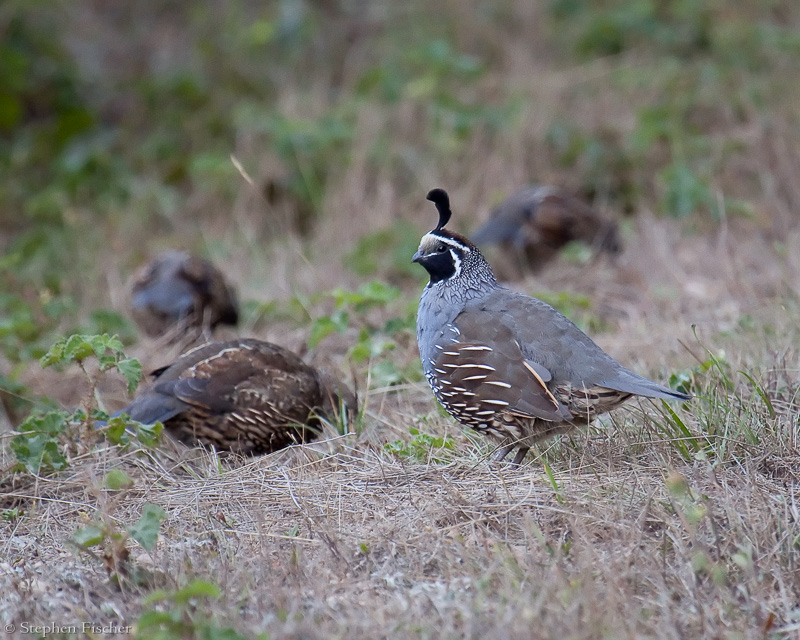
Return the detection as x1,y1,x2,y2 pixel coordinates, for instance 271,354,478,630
413,188,690,465
130,250,239,339
109,338,357,455
471,185,621,273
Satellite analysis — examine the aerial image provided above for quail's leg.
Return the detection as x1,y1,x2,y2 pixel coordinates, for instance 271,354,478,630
510,446,530,466
492,443,516,463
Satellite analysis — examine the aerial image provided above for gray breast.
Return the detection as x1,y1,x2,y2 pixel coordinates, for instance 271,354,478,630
416,283,465,368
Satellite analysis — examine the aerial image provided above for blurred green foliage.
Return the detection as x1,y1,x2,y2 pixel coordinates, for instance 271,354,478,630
343,220,424,281
549,0,713,59
3,0,795,281
308,281,421,388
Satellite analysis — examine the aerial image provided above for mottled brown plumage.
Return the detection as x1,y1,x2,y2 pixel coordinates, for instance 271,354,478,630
472,186,621,273
130,251,239,339
114,339,356,455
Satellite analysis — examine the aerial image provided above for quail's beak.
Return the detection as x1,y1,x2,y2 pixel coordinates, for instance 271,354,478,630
411,250,424,264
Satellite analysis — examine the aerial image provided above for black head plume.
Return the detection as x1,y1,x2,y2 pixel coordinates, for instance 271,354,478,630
426,188,452,231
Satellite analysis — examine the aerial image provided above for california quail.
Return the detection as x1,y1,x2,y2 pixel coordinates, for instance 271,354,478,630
130,250,239,339
471,185,621,273
110,338,356,455
413,188,690,465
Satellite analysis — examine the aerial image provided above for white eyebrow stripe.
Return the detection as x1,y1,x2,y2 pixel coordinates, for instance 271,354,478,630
421,233,472,253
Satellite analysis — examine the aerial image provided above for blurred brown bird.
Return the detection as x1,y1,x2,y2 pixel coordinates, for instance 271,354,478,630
109,338,357,455
471,186,622,274
130,250,239,340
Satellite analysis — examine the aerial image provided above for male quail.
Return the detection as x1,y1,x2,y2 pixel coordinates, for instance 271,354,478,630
109,338,356,455
413,188,690,465
471,185,621,273
130,250,239,339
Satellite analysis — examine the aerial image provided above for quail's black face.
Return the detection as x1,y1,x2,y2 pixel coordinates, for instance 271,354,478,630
412,231,469,285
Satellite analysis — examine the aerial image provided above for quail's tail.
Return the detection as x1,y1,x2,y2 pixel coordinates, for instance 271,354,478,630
119,395,186,425
600,370,692,402
95,395,185,430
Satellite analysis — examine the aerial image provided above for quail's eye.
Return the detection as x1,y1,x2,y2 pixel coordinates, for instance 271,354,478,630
437,244,446,253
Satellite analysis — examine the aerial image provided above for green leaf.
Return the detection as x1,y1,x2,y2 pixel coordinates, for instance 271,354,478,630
2,509,23,522
103,414,131,445
308,310,349,348
142,589,171,607
116,357,142,394
331,281,401,310
384,428,455,463
11,437,69,474
135,609,179,629
11,411,71,473
39,339,67,367
348,341,371,363
202,628,248,640
73,525,105,547
105,469,134,491
669,370,693,395
40,333,127,368
64,334,99,362
127,503,166,551
16,410,71,435
98,334,124,355
136,421,163,447
173,579,222,604
542,461,565,504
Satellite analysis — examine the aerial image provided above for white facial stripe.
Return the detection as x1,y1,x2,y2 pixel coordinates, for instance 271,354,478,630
449,249,461,277
420,232,472,254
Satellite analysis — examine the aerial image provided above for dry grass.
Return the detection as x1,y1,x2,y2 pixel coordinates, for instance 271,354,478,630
3,1,800,638
3,259,800,637
2,398,799,639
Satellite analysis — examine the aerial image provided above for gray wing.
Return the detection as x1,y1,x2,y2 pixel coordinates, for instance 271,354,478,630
470,289,690,401
439,311,573,422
